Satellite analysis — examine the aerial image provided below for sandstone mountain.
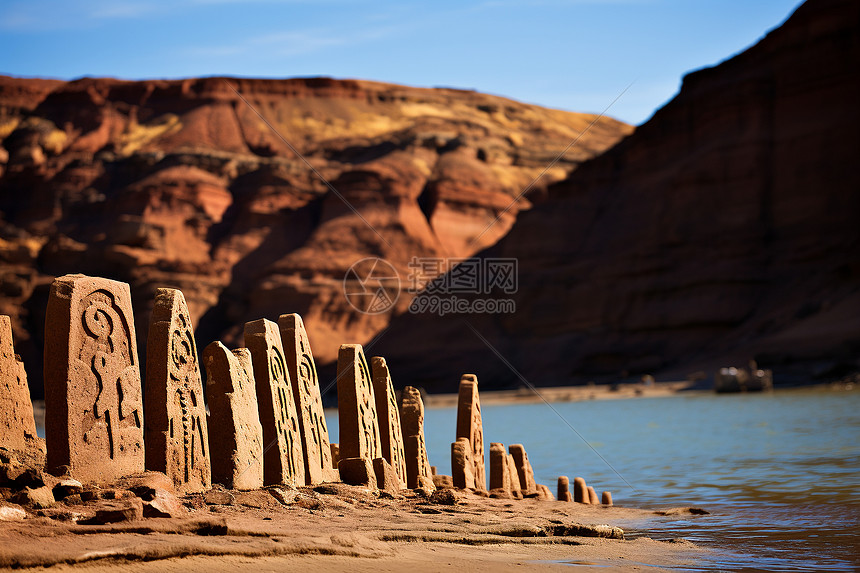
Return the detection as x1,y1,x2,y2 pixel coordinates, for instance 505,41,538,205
0,74,631,396
373,0,860,391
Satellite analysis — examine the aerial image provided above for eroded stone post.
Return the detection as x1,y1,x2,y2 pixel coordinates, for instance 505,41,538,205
370,356,407,489
455,374,485,491
203,342,264,490
558,476,572,502
278,313,337,485
44,274,144,483
489,442,511,498
145,288,210,494
0,315,42,455
451,437,475,489
509,444,537,497
573,476,589,503
336,344,382,484
506,454,522,499
400,386,434,491
244,319,304,486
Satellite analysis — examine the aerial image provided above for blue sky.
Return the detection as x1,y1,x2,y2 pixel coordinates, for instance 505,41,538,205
1,0,803,125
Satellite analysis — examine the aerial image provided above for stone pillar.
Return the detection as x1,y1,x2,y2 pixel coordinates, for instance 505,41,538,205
573,476,589,503
203,342,264,490
506,454,522,499
145,288,211,494
602,491,613,506
330,443,340,469
0,315,41,454
399,386,434,491
244,319,304,486
558,476,572,502
44,275,144,483
508,444,537,496
488,442,511,497
278,313,337,485
336,344,382,462
588,486,600,504
451,437,475,489
455,374,485,491
370,356,407,489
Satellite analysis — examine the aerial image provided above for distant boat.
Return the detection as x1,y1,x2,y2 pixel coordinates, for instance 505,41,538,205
714,365,773,393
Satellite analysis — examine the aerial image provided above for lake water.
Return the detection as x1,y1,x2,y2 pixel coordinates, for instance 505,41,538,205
328,387,860,571
32,387,858,570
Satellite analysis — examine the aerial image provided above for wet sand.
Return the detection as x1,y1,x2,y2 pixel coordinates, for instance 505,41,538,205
0,485,706,572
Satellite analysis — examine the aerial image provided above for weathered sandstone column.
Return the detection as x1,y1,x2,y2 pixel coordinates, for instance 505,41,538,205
509,444,537,496
489,442,512,498
573,476,589,503
455,374,485,491
244,319,304,486
370,356,407,488
451,437,475,489
558,476,572,502
278,313,337,485
44,275,144,482
400,386,434,491
203,342,263,490
0,315,41,454
145,288,210,493
506,454,522,499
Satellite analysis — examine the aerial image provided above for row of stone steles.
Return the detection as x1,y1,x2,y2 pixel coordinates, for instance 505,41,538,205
2,272,582,503
0,273,443,496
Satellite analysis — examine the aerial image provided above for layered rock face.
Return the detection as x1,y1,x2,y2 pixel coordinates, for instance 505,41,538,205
376,0,860,389
0,76,631,394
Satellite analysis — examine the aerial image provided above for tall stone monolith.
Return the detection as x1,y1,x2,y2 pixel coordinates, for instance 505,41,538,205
203,342,264,490
44,275,144,483
455,374,485,491
400,386,434,491
370,356,407,488
145,288,210,494
278,313,337,485
244,319,304,486
336,344,382,461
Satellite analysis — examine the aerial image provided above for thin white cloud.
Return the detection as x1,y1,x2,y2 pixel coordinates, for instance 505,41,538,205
186,24,397,60
88,2,159,19
0,0,162,31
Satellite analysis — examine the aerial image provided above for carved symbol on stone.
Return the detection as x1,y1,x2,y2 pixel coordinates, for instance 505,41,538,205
80,289,141,460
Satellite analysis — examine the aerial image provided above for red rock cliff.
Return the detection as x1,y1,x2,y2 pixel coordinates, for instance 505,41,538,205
0,75,630,395
375,0,860,390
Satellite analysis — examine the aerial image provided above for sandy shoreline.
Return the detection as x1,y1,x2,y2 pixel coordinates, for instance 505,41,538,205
0,484,708,572
422,381,703,408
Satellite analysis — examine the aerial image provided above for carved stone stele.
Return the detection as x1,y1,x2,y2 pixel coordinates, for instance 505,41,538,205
278,313,337,485
145,288,210,494
44,274,144,483
244,319,304,486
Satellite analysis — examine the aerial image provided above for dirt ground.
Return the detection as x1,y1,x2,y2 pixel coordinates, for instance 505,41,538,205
0,484,707,572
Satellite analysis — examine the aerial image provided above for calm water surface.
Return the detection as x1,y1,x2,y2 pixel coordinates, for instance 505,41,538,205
329,387,860,571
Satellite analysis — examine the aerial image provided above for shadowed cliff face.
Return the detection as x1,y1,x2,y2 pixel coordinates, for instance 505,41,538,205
375,0,860,391
0,75,631,395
